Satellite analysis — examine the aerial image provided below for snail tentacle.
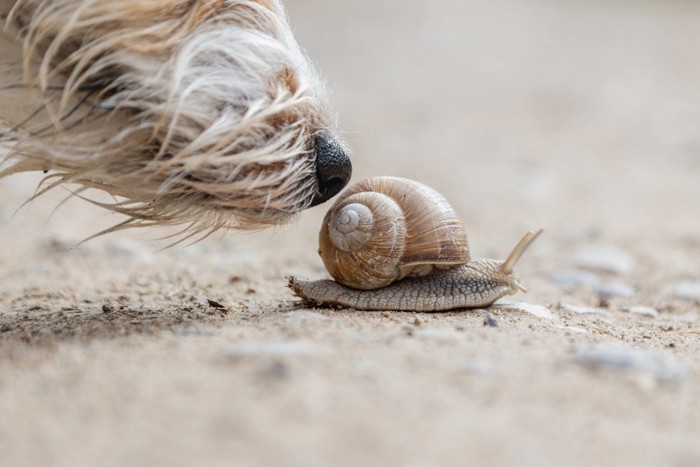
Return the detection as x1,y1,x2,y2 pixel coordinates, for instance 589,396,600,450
501,229,543,275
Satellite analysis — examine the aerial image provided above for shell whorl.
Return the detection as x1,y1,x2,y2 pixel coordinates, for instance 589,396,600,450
328,202,376,252
318,176,470,290
320,191,407,290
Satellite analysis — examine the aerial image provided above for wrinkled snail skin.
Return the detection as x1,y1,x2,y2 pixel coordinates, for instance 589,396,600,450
289,175,542,312
290,259,522,312
290,259,514,312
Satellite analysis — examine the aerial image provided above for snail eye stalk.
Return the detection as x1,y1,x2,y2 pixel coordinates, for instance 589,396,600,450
501,229,543,275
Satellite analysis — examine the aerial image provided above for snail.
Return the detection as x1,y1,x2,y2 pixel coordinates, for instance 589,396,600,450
289,176,542,312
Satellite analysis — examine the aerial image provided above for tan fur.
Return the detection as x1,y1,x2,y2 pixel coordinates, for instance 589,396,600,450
0,0,344,238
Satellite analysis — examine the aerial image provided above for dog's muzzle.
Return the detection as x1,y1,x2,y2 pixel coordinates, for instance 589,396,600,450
311,135,352,206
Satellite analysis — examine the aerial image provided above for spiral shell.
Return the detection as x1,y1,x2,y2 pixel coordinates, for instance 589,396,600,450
318,176,469,290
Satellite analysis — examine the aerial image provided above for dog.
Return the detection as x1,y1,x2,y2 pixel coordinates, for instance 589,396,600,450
0,0,351,238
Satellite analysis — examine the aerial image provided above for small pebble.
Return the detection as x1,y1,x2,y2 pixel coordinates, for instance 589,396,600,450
595,283,635,300
574,244,635,275
674,281,700,301
550,269,600,287
135,276,151,287
559,302,606,314
483,313,498,327
40,234,77,253
257,361,290,382
498,302,554,320
572,345,685,383
626,306,659,318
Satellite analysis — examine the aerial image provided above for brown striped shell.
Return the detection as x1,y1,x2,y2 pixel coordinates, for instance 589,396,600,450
318,176,470,290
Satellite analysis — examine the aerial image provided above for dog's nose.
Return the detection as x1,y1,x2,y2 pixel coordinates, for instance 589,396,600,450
311,135,352,206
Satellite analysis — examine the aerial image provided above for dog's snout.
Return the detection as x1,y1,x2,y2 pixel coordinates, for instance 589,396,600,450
311,135,352,206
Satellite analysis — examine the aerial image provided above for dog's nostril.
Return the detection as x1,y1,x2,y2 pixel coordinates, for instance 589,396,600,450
311,135,352,206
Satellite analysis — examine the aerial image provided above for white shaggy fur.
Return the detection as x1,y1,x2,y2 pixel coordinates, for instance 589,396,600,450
0,0,345,238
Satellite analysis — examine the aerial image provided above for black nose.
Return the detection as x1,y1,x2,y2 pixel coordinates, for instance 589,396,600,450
311,135,352,206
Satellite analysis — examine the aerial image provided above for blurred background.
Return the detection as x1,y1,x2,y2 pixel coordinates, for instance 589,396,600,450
1,1,699,466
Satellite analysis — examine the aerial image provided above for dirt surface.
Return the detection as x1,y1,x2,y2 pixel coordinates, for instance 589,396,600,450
1,0,700,466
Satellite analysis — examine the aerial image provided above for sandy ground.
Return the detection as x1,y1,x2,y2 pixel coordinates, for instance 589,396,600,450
1,0,700,466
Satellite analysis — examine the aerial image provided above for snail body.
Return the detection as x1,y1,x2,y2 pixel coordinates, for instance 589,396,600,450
290,176,542,312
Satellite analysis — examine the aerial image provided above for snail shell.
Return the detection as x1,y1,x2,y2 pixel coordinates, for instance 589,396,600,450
318,176,469,290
